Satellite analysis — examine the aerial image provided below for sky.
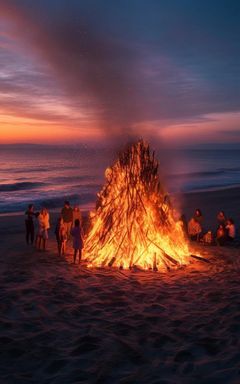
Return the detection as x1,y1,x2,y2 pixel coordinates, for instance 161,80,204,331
0,0,239,147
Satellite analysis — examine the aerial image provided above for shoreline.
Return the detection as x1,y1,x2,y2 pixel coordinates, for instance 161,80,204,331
1,184,240,217
0,187,239,243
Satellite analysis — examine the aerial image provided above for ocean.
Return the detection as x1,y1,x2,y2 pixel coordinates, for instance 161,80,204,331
0,145,240,214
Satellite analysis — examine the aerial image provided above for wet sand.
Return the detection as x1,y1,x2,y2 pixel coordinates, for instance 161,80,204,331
0,188,240,383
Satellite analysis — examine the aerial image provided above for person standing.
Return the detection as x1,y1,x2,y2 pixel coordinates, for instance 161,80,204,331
25,204,38,244
36,207,50,251
72,205,82,226
55,217,67,256
61,201,73,240
71,219,84,264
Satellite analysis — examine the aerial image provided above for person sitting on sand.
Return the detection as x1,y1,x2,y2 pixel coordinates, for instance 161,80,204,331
217,211,226,227
225,218,236,242
202,230,214,244
194,208,203,226
216,224,227,246
71,219,84,264
36,208,50,251
188,217,202,241
25,204,38,245
61,201,73,241
55,217,67,256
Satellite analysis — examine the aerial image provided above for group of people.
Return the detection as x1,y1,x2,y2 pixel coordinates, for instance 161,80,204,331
25,201,84,263
186,209,237,246
25,201,238,264
25,205,50,250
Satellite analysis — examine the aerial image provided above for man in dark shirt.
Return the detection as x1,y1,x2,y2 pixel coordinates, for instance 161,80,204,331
61,201,73,240
25,204,38,244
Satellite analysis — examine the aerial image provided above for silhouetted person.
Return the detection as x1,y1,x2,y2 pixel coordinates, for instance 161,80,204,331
61,201,73,241
55,217,67,256
71,219,84,264
25,204,38,244
72,205,82,226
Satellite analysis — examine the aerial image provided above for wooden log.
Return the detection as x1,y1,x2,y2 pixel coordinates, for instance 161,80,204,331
153,252,158,271
108,257,116,267
129,246,136,269
146,236,179,266
162,251,180,266
190,254,210,263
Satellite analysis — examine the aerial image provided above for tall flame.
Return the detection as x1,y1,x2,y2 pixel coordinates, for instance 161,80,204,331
84,141,190,271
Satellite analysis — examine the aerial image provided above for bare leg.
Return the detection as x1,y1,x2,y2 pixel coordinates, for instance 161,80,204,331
73,249,77,263
62,241,66,256
35,235,38,248
57,242,61,256
36,235,41,250
78,249,82,264
30,222,34,244
25,221,30,244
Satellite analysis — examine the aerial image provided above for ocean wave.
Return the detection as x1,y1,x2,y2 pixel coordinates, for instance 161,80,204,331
183,182,240,193
0,182,47,192
0,192,97,213
169,168,240,179
217,167,240,172
0,167,48,174
39,193,96,208
0,165,77,174
50,175,97,183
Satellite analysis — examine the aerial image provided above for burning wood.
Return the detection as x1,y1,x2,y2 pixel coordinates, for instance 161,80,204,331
84,140,190,271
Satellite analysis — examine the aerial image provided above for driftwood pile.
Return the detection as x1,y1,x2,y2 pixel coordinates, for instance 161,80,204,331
84,140,190,271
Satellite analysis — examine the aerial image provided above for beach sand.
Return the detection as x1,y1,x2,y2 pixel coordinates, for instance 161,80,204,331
1,188,240,383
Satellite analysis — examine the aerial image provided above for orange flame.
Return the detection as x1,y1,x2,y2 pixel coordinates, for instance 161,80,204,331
84,141,190,271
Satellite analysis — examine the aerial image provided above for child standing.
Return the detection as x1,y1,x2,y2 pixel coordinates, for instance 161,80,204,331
55,217,67,256
71,219,84,264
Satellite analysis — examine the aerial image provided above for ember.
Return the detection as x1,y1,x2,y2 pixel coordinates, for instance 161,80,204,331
84,140,191,271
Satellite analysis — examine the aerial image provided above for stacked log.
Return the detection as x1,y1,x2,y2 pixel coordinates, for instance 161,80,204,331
84,140,190,271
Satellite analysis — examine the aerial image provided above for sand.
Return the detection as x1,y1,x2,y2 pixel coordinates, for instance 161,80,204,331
1,188,240,384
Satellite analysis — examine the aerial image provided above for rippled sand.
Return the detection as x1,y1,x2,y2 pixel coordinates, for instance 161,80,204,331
1,218,240,383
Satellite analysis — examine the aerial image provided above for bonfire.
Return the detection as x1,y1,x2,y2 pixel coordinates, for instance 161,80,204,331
84,140,191,271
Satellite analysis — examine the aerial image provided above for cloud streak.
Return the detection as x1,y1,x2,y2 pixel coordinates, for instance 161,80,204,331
0,0,239,145
0,1,142,140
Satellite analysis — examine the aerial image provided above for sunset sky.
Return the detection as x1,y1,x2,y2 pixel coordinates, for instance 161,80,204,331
0,0,239,147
